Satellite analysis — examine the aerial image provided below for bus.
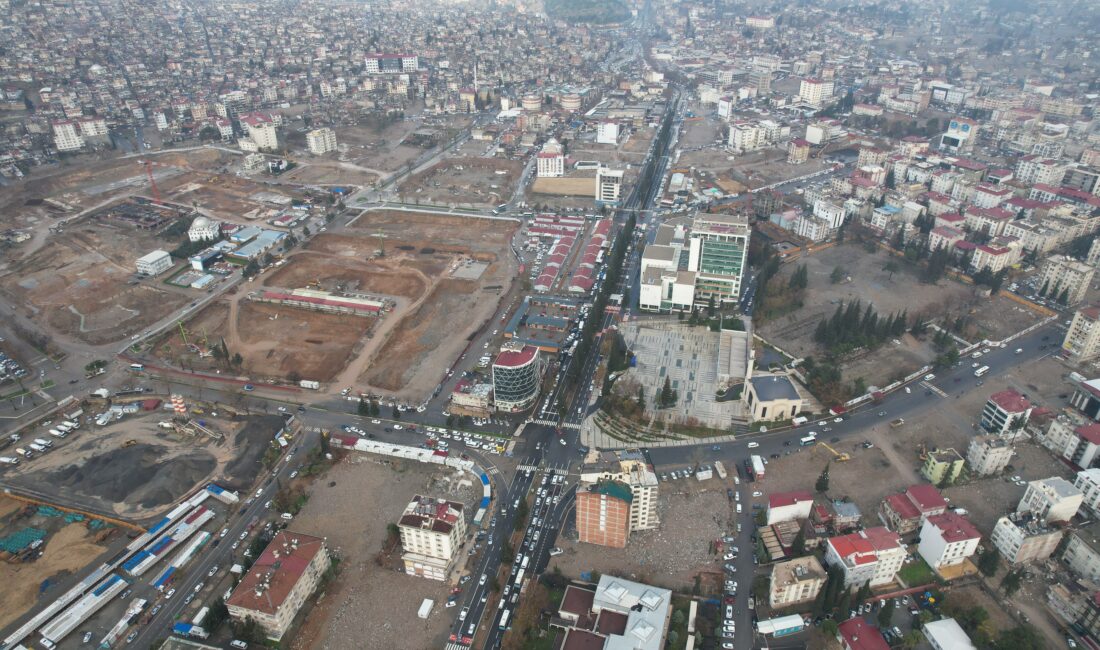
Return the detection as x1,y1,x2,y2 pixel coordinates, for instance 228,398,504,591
498,610,511,631
513,568,525,588
799,436,817,446
129,363,145,371
974,366,990,377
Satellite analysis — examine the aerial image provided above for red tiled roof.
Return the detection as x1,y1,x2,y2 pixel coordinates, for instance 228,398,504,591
838,619,890,650
884,493,920,520
906,484,947,512
769,490,814,509
863,526,902,552
1076,423,1100,445
926,512,980,543
560,585,596,617
494,345,538,368
227,531,325,615
989,389,1031,413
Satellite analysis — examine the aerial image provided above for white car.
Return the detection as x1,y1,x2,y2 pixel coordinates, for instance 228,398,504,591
393,424,403,430
746,442,759,449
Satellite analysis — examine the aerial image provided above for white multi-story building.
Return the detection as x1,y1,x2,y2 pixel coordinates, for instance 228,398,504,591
966,435,1014,476
1017,476,1083,524
1063,522,1100,582
917,512,981,570
1015,155,1068,186
728,121,767,153
766,490,815,525
1075,468,1100,518
398,495,467,580
824,527,905,587
135,250,172,276
812,199,847,230
980,389,1033,436
769,556,826,609
52,120,84,151
306,127,337,155
597,121,620,145
596,167,624,205
991,513,1063,564
241,114,278,151
799,78,832,108
536,138,565,178
1064,306,1100,361
1040,256,1095,306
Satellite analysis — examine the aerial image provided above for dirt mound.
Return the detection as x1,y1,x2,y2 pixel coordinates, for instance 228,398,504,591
47,444,216,509
221,415,286,490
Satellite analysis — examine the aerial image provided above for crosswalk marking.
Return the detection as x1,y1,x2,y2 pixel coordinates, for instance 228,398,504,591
921,381,947,398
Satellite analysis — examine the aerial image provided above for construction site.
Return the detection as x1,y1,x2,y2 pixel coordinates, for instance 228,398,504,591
397,157,524,206
0,199,193,346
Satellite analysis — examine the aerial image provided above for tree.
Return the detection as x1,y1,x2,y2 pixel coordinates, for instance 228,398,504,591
883,260,900,280
636,386,645,410
993,625,1044,650
707,294,716,317
977,548,1000,577
231,352,243,367
1056,287,1070,305
821,619,839,638
791,529,806,556
815,464,830,493
242,259,260,278
878,598,896,627
659,375,675,409
199,125,221,142
357,400,370,416
884,168,896,189
392,404,400,419
1001,568,1024,596
831,266,845,284
369,400,380,417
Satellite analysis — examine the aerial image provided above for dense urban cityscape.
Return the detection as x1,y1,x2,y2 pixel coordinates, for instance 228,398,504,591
0,0,1099,649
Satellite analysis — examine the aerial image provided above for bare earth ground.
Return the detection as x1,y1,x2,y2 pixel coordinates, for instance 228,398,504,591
3,413,281,518
161,171,300,221
0,520,110,630
398,157,524,207
760,243,1041,386
289,455,481,650
549,477,732,593
0,218,190,345
235,301,372,382
530,176,596,197
278,161,377,188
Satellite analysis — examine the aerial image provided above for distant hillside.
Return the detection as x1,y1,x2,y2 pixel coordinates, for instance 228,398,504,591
544,0,632,24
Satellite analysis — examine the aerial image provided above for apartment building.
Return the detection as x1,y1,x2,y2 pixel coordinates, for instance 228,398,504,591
1040,416,1100,469
728,121,767,153
799,78,832,108
241,114,278,151
921,449,965,485
1075,468,1100,518
1040,255,1095,306
1017,477,1083,524
596,167,624,205
51,120,84,151
1063,305,1100,361
596,121,620,145
878,484,948,535
769,555,827,609
766,490,814,525
990,513,1063,564
966,435,1014,476
576,479,632,548
1063,521,1100,582
980,389,1033,436
824,527,905,587
536,138,565,177
578,450,659,538
398,495,467,580
788,138,811,164
1015,155,1067,185
306,127,337,155
923,619,977,650
917,512,981,570
226,532,330,640
687,212,750,307
837,618,890,650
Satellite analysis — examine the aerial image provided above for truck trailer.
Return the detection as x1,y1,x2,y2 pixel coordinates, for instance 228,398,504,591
750,455,765,480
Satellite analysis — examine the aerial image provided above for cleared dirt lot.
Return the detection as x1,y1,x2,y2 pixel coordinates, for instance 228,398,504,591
760,244,1041,386
530,176,596,197
289,454,481,650
278,161,376,188
398,158,523,206
550,477,732,591
3,413,284,519
0,214,190,345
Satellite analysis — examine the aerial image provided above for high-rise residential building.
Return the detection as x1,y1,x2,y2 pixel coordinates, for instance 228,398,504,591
1040,255,1095,306
596,167,623,205
226,532,330,641
536,138,565,177
578,449,659,541
576,479,633,548
1076,469,1100,518
1063,521,1100,582
1087,239,1100,267
728,121,766,153
1017,476,1083,524
306,127,337,155
824,527,905,587
980,389,1033,436
1015,155,1067,185
768,556,827,608
51,120,84,151
917,512,981,570
687,212,750,307
1063,306,1100,361
799,78,832,108
398,495,466,580
596,121,620,145
990,513,1062,564
364,54,418,73
966,435,1014,476
240,114,278,151
491,343,541,412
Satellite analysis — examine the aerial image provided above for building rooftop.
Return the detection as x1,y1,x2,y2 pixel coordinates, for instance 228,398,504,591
989,389,1031,413
494,344,538,368
226,531,325,616
926,512,981,543
769,490,814,509
838,618,890,650
750,374,801,402
906,484,947,512
592,575,672,650
923,619,975,650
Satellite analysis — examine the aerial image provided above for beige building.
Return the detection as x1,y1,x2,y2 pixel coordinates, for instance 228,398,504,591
966,435,1014,476
305,127,337,155
1063,521,1100,582
578,450,659,533
769,556,827,609
744,375,804,422
1017,476,1084,524
226,532,330,641
1040,255,1095,306
1063,306,1100,361
398,495,467,580
990,514,1063,564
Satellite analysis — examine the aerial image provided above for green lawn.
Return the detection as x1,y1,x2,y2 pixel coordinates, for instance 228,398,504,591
897,558,936,586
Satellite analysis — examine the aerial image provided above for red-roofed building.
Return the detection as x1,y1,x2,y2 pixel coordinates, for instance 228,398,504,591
825,527,905,587
981,389,1033,435
837,618,890,650
879,484,949,535
918,512,981,569
492,343,542,412
767,490,815,525
398,495,467,580
226,531,330,640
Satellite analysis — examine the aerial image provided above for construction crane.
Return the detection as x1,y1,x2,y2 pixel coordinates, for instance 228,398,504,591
137,160,163,204
818,441,851,462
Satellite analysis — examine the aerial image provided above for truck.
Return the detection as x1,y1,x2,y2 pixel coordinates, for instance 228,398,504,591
0,457,20,465
791,416,809,426
14,448,32,458
299,380,321,390
54,423,72,434
64,409,84,421
890,418,905,428
48,428,67,438
417,599,435,619
62,420,79,430
29,443,47,453
713,460,727,480
172,622,208,639
750,454,765,480
33,438,53,448
192,607,210,626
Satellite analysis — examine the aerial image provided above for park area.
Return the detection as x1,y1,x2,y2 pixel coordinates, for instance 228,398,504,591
397,158,524,207
758,242,1042,389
